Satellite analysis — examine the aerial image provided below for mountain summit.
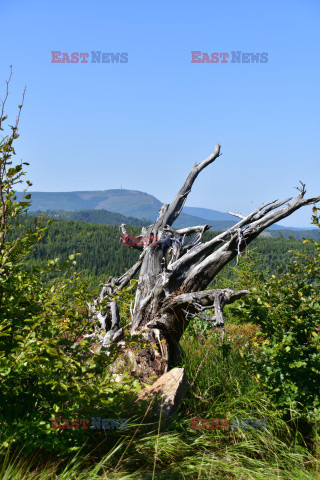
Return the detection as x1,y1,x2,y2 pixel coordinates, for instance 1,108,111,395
18,189,237,229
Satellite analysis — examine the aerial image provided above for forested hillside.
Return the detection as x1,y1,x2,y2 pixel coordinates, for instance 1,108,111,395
11,215,316,287
26,209,320,240
28,209,151,227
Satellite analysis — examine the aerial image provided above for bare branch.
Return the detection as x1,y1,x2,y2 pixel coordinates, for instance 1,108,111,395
164,224,211,236
148,288,250,341
228,211,245,220
100,250,145,299
120,223,128,234
156,144,221,228
165,192,310,282
110,300,120,330
180,191,320,291
164,288,250,312
0,66,13,132
295,180,306,196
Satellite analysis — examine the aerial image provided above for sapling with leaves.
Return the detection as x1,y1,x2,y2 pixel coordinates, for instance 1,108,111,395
0,67,49,309
0,68,141,455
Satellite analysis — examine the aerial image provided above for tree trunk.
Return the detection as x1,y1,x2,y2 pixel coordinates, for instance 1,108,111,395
87,145,320,382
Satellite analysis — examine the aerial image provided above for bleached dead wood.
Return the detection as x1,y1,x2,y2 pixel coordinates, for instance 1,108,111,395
88,147,319,379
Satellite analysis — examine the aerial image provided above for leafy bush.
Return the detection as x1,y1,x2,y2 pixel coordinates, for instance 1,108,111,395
0,74,140,456
230,208,320,417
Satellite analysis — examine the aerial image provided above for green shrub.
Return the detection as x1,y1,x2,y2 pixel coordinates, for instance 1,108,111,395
0,78,140,456
230,208,320,417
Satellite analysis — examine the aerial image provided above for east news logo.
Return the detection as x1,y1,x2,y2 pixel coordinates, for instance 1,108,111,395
51,51,128,63
191,51,268,63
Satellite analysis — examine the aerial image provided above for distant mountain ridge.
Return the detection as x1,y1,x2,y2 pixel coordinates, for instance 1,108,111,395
18,189,162,219
183,206,234,221
17,188,312,232
18,189,237,230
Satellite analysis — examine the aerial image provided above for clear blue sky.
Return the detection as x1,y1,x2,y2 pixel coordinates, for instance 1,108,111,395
1,0,319,227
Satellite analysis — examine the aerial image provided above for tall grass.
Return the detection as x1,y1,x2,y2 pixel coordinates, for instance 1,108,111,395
0,324,318,479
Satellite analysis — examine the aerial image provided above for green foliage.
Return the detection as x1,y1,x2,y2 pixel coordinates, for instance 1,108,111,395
2,327,316,480
0,80,139,456
0,86,47,302
1,258,117,453
229,208,320,416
